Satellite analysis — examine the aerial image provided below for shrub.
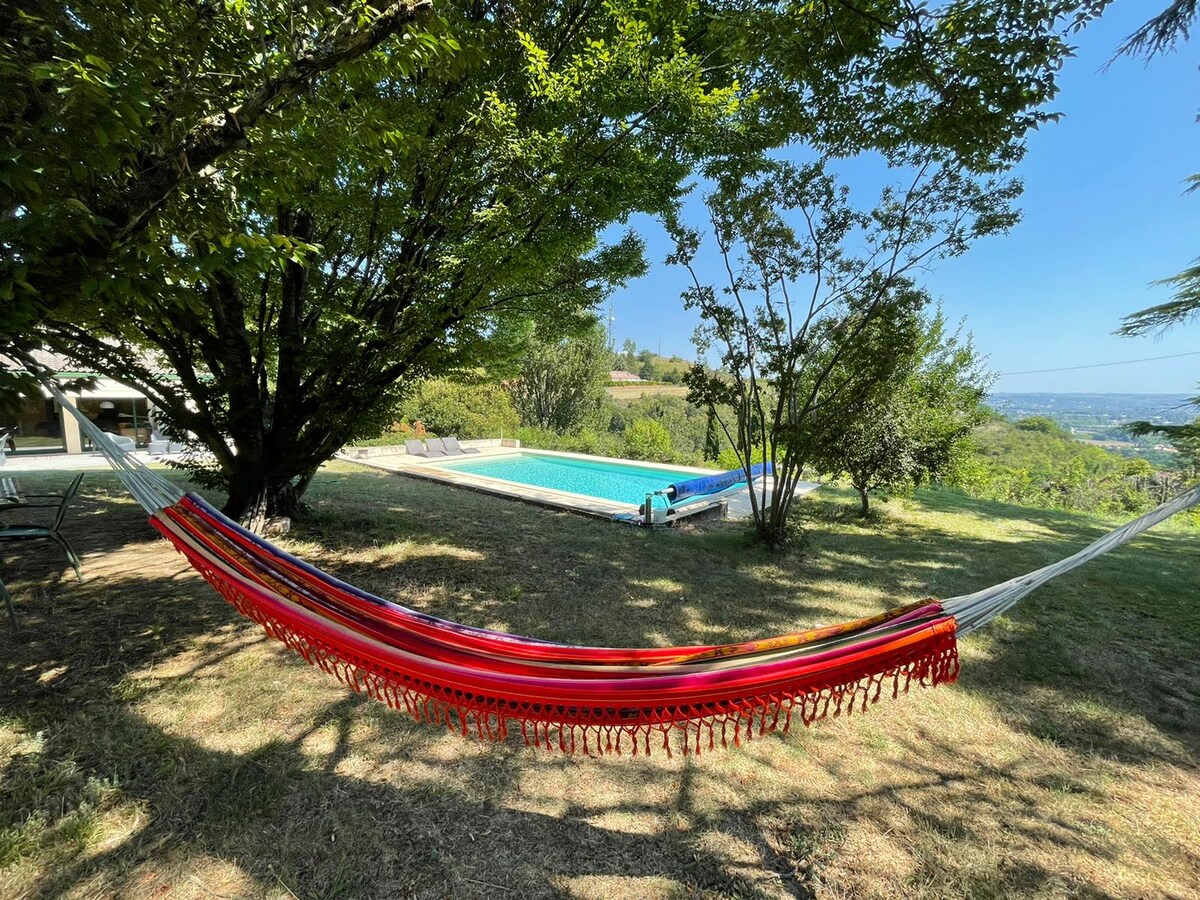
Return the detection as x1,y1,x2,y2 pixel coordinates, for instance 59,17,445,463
623,418,673,461
399,380,519,440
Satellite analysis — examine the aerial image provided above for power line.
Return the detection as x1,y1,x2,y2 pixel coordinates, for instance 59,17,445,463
998,350,1200,377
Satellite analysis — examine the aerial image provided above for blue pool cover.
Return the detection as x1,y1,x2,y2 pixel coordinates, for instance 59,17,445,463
666,463,773,502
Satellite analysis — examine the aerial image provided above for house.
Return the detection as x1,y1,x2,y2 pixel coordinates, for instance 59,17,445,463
1,350,156,455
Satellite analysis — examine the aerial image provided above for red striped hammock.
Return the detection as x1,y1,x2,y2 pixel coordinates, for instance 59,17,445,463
151,493,960,756
43,373,1195,757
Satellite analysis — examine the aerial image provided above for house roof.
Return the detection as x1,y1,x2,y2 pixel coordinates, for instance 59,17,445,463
2,347,172,378
609,370,644,382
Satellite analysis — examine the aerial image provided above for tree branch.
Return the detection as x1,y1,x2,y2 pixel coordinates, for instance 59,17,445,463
105,0,434,243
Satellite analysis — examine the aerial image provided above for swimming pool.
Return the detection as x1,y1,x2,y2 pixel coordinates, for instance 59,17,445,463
436,452,704,505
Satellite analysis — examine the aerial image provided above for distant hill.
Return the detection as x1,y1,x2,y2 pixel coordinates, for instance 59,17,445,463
985,392,1194,469
957,415,1195,516
988,392,1194,427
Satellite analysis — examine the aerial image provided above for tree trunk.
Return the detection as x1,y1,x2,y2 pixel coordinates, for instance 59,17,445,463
754,495,791,550
221,452,313,522
755,519,790,550
857,485,870,516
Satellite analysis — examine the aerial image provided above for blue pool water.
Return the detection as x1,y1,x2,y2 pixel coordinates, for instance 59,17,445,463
436,452,705,505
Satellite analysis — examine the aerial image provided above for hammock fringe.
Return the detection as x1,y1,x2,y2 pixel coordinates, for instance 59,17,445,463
190,543,958,756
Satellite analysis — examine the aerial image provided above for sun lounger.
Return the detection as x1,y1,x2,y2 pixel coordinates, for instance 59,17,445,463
442,436,481,455
405,439,446,458
423,437,450,455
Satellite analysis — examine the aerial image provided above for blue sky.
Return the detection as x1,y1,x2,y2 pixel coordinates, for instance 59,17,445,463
604,5,1198,394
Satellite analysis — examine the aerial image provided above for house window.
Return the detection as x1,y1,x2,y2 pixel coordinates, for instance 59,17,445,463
77,397,153,449
1,396,65,453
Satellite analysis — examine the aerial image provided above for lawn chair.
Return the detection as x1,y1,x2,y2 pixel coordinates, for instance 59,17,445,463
423,437,450,456
404,439,446,458
442,436,481,456
0,472,85,587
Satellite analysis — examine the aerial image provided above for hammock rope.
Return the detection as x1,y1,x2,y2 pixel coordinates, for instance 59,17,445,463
43,382,1200,754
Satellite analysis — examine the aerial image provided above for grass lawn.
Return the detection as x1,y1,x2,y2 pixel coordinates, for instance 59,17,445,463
1,461,1197,899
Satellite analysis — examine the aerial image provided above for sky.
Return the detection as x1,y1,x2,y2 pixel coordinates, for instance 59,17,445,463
603,4,1198,394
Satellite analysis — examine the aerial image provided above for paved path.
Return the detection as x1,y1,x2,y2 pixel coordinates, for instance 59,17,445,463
722,477,821,520
0,451,160,472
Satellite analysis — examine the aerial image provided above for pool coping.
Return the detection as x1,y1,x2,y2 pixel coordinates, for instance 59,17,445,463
337,444,731,523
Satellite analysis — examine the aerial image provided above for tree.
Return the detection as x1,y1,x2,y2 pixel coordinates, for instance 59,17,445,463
1,0,436,351
703,406,722,462
810,311,991,515
636,350,656,382
1113,1,1200,451
1113,0,1197,59
619,339,639,372
671,158,1019,547
508,325,610,434
1016,416,1065,435
10,0,713,516
7,0,1107,519
1112,0,1200,338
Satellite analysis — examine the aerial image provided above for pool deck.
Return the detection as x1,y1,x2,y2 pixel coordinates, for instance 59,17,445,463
338,442,819,524
3,443,821,525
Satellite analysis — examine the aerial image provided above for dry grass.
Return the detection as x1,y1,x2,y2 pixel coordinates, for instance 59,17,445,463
1,462,1198,899
605,384,690,404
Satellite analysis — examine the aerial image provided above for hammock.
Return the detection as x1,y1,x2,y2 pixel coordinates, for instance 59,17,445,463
51,388,1200,756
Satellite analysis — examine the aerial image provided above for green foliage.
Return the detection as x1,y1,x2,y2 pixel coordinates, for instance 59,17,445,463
606,395,711,457
1115,0,1198,60
511,426,625,459
703,406,722,462
1015,416,1065,435
509,326,611,434
396,379,518,440
809,310,990,514
0,0,442,347
7,0,721,515
672,156,1019,547
948,418,1195,517
622,418,673,461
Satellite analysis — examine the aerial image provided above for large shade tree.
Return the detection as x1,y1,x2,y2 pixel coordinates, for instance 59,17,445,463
4,0,1112,518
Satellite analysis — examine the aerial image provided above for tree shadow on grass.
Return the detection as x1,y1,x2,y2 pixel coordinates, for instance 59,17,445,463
1,623,1154,900
299,469,1200,768
1,591,826,900
1,465,1196,897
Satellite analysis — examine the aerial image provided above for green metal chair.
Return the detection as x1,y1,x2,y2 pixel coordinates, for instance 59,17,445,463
0,473,85,601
